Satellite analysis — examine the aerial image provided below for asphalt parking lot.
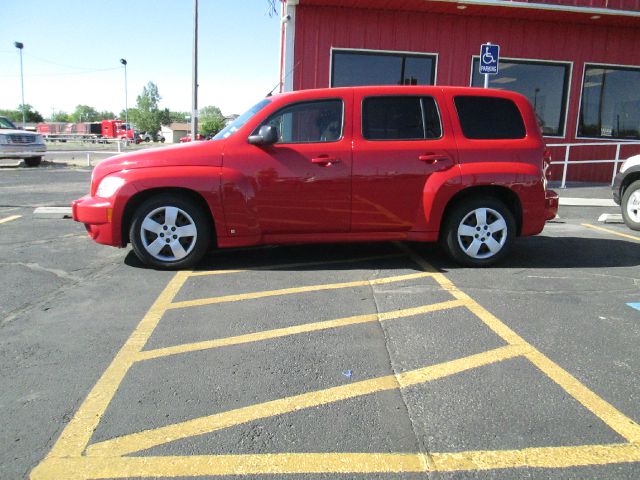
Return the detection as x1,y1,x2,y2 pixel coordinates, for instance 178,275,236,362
1,166,639,479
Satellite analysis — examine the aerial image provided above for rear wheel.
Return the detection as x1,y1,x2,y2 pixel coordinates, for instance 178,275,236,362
24,157,42,167
621,180,640,231
441,196,515,267
129,195,211,269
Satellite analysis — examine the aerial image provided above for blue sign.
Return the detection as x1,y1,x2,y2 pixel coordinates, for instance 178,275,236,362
480,44,500,75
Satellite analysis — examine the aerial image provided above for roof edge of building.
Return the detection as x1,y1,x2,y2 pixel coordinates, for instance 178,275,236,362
433,0,640,18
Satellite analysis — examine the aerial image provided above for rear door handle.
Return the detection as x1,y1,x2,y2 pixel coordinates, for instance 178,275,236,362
311,155,340,166
418,154,449,164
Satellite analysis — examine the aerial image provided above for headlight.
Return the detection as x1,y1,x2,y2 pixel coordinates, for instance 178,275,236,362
96,176,125,198
34,134,44,144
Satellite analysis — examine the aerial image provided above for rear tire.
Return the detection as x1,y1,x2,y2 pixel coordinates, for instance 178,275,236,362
621,180,640,231
129,195,211,269
441,196,515,267
25,157,42,167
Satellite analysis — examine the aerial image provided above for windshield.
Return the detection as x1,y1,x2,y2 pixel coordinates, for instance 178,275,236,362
0,117,17,129
213,98,271,140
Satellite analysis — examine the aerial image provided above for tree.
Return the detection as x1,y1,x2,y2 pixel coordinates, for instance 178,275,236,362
134,81,162,134
51,111,72,122
71,105,100,122
98,111,116,120
158,109,189,126
0,105,43,123
198,105,226,137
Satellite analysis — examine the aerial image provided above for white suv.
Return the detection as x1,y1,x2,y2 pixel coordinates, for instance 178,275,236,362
0,116,46,167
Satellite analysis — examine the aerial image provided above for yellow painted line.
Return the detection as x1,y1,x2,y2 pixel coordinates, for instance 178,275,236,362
32,443,640,479
188,252,404,277
43,271,190,459
0,214,21,224
86,345,524,457
137,299,465,362
167,271,435,310
582,223,640,242
401,244,640,445
431,443,640,471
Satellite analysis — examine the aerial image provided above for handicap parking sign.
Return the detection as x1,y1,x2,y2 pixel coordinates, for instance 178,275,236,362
479,43,500,74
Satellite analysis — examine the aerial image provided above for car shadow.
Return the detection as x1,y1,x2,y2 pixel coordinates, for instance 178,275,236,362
124,235,640,272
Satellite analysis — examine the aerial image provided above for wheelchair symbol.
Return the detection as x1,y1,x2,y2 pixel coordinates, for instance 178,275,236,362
482,46,496,64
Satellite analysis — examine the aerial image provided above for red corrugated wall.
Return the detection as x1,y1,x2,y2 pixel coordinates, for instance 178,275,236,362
293,4,640,182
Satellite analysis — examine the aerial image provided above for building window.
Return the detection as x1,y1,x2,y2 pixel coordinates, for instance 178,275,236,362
471,58,570,137
362,96,442,141
578,65,640,140
332,50,436,88
258,100,343,144
454,96,526,140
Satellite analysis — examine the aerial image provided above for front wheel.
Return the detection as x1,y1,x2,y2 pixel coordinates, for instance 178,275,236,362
621,180,640,231
129,195,211,269
441,196,515,267
25,156,42,167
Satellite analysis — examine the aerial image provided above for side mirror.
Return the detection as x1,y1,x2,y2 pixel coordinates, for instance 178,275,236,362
248,125,278,145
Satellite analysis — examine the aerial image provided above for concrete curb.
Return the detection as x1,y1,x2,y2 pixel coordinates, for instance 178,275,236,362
559,198,617,207
33,207,72,219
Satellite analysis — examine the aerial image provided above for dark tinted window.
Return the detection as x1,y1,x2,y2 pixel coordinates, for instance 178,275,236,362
258,100,343,144
454,96,526,139
578,65,640,140
362,96,441,140
332,50,435,87
471,59,569,136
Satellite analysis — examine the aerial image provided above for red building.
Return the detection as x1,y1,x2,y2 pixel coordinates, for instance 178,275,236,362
278,0,640,183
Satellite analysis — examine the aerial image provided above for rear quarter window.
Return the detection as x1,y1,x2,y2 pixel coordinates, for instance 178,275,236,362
454,96,526,140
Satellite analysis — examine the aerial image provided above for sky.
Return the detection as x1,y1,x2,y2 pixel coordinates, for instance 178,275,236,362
0,0,282,118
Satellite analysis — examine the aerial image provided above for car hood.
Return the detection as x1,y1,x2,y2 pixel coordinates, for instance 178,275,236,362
0,128,38,136
92,140,225,180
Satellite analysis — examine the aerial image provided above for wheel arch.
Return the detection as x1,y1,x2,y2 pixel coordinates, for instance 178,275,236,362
621,171,640,198
121,187,216,247
439,185,523,238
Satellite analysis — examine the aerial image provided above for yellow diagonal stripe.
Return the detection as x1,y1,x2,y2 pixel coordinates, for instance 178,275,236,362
168,272,435,310
137,299,465,361
0,214,21,224
582,223,640,242
86,345,525,457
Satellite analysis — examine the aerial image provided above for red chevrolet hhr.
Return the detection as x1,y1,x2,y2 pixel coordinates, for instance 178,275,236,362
72,86,558,269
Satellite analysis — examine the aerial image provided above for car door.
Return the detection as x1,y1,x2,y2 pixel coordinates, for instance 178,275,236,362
223,94,352,235
351,92,457,232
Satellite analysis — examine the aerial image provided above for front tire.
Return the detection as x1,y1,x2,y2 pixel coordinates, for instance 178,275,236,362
129,195,211,269
441,196,515,267
621,180,640,231
25,156,42,167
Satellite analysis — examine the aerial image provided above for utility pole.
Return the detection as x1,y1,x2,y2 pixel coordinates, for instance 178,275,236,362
14,42,25,126
191,0,198,141
120,59,128,142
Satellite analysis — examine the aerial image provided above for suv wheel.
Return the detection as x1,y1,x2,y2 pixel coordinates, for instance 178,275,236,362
621,180,640,231
442,196,515,267
129,195,211,269
25,157,42,167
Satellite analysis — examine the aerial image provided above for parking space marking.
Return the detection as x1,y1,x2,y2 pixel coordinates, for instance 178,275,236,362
0,214,21,224
32,247,640,479
87,345,525,457
188,253,405,277
582,223,640,242
137,299,465,362
167,271,434,310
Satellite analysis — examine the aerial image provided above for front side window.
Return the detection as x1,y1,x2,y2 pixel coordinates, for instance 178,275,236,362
213,99,271,140
258,100,343,144
578,65,640,140
362,96,442,141
332,50,436,87
454,96,526,140
471,58,570,137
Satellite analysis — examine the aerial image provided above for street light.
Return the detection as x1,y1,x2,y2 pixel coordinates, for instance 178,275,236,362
191,0,198,141
14,41,25,127
120,58,128,142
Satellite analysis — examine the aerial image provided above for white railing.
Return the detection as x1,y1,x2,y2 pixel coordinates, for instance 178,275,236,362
546,141,640,188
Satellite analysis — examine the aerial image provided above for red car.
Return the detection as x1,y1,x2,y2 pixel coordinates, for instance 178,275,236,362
179,134,204,143
72,86,558,269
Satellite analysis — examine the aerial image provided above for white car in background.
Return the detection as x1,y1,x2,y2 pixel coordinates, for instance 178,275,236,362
0,116,46,167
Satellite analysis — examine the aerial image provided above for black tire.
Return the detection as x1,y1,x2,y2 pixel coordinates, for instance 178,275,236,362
441,196,516,267
129,194,211,269
621,180,640,231
25,157,42,167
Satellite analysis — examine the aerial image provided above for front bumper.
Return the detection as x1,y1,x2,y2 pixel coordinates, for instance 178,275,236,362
71,195,119,246
0,145,46,158
545,189,559,221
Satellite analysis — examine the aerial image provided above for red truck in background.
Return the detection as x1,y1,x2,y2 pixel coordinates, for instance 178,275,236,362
37,120,137,142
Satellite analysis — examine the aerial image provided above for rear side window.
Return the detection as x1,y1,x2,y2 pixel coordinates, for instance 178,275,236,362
362,96,442,141
454,96,526,139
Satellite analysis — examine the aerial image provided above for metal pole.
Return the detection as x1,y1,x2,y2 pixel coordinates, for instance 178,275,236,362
484,73,489,89
191,0,198,141
14,42,25,126
120,59,128,143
